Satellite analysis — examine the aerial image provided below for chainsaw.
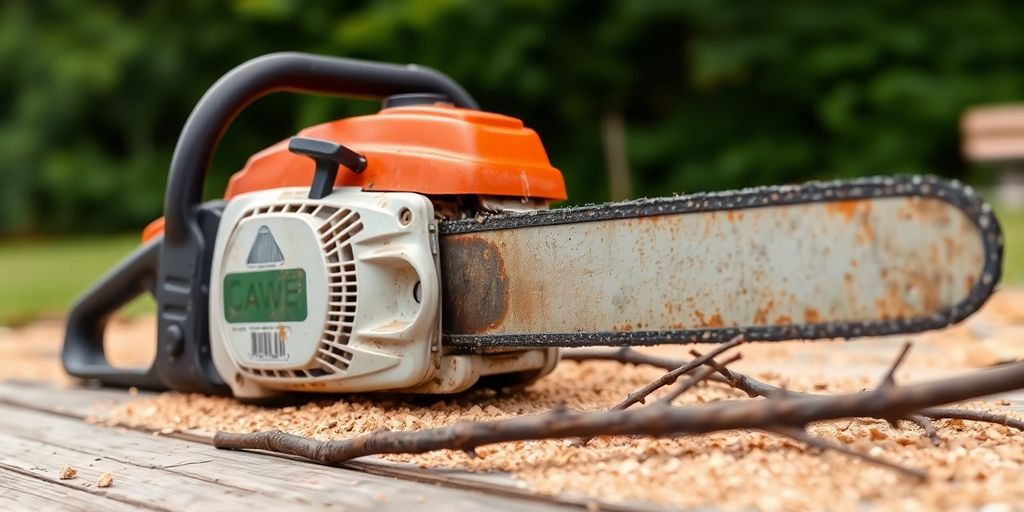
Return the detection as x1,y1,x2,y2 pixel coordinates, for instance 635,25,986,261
62,53,1004,399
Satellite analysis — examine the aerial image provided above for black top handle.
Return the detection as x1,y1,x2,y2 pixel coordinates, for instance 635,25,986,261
64,53,477,394
164,51,478,244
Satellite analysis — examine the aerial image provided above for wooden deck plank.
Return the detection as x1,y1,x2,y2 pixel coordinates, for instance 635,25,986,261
0,423,305,510
0,380,652,511
0,403,561,511
0,380,132,417
0,465,149,511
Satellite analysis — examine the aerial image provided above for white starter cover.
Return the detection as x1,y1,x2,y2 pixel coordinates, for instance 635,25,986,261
209,186,441,398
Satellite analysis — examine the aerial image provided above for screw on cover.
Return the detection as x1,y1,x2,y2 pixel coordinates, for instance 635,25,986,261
288,137,368,199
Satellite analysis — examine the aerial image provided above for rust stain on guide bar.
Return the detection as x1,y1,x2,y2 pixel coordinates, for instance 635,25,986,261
441,235,510,333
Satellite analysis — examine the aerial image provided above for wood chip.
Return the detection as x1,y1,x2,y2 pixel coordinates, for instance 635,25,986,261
868,427,888,441
96,473,114,488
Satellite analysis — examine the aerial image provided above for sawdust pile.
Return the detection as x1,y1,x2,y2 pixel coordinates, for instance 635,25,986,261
106,341,1024,511
8,291,1024,510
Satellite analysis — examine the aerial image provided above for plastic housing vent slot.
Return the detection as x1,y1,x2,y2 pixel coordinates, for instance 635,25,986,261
234,202,363,380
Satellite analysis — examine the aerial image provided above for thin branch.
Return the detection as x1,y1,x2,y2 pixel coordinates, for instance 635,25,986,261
562,347,690,372
696,353,739,387
575,339,742,446
766,426,926,480
612,336,744,411
687,348,794,398
922,407,1024,431
573,347,1024,432
216,360,1024,467
563,347,743,390
694,344,1012,441
874,343,915,429
695,347,936,445
905,415,941,446
656,354,742,406
877,342,913,389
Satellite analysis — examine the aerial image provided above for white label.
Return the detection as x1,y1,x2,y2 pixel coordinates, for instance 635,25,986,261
245,326,290,362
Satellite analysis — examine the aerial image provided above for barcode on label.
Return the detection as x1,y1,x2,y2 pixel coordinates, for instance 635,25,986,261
250,330,287,360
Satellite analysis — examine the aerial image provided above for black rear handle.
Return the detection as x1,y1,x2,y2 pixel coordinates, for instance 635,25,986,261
62,238,163,389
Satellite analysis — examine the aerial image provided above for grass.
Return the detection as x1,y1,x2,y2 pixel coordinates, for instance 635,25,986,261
2,202,1024,326
0,234,154,326
995,205,1024,285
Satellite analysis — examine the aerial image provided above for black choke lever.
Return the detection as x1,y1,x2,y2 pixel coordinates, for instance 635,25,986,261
288,137,367,199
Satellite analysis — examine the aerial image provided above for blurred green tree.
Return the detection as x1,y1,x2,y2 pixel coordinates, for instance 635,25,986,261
2,0,1024,235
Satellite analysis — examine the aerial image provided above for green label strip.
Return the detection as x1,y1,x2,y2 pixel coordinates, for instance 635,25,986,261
223,268,308,323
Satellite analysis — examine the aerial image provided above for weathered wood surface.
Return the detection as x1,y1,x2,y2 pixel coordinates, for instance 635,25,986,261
0,463,147,511
0,380,656,511
0,382,594,511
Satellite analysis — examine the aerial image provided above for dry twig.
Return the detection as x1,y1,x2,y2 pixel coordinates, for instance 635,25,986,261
568,346,1024,432
216,350,1024,475
765,426,926,480
574,338,742,446
612,336,744,411
922,407,1024,430
656,354,742,406
690,345,943,442
565,347,784,397
906,415,942,446
877,342,913,389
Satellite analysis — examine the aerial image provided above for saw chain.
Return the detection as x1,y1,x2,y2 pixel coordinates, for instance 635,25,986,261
439,175,1002,350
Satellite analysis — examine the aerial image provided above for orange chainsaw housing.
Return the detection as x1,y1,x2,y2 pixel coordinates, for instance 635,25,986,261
143,104,566,242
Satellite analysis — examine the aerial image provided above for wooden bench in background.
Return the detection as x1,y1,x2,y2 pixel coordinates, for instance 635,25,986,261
962,104,1024,208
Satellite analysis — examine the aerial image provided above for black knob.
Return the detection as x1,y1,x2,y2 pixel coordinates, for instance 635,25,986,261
288,137,367,200
164,324,185,359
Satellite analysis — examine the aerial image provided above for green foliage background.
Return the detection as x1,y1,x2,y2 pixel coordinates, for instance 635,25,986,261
3,0,1024,235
